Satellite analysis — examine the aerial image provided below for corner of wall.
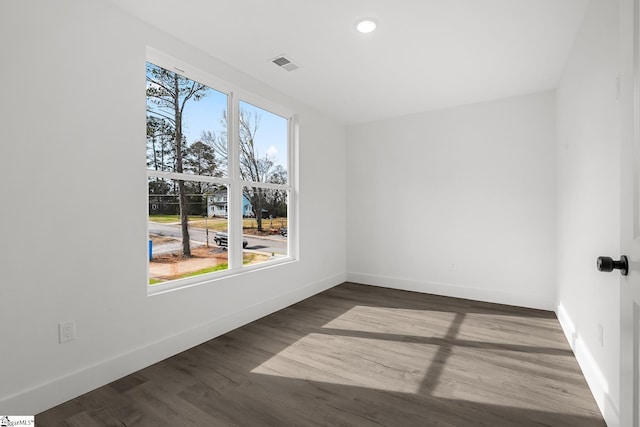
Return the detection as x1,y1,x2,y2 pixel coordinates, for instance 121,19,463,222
556,303,620,426
347,272,556,311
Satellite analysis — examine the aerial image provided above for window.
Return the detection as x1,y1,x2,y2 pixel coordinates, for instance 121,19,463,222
146,49,295,292
238,101,289,268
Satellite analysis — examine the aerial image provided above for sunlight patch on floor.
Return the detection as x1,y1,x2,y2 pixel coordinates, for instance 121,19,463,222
250,331,437,393
455,312,564,347
428,347,589,413
320,305,458,338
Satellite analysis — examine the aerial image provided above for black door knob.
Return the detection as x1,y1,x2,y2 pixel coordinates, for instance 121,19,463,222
597,255,629,276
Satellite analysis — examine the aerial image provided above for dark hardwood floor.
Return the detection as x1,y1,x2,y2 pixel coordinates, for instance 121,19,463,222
37,283,605,426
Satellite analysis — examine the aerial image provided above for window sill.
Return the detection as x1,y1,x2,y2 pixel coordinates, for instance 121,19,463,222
147,256,297,296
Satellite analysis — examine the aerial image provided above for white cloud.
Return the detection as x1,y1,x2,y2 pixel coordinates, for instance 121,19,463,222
267,145,278,158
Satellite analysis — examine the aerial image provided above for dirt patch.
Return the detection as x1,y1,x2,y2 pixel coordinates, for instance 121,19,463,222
243,228,284,236
149,246,269,283
150,246,228,282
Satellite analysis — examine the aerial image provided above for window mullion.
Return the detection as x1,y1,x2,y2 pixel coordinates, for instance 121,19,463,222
288,115,298,260
147,170,232,186
228,93,243,269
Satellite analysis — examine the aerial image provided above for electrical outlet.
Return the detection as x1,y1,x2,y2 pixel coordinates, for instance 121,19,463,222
59,320,75,343
597,323,604,347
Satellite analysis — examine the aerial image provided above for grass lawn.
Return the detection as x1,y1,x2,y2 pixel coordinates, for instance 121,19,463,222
149,214,204,223
244,217,287,230
182,263,228,278
151,215,287,232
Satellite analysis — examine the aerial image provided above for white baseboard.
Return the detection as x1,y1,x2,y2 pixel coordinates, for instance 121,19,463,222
1,272,346,415
556,304,619,427
346,272,555,311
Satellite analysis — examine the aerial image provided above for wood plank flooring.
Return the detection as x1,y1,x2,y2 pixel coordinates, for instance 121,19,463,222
37,283,606,426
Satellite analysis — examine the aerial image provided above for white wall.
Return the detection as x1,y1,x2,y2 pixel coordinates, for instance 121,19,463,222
347,92,557,310
0,0,346,414
555,0,621,425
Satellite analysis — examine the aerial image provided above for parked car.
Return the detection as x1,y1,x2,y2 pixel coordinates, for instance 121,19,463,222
214,232,248,248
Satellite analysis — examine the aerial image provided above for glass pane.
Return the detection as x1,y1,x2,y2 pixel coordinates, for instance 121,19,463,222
148,178,229,285
238,100,288,184
242,186,288,267
146,62,228,177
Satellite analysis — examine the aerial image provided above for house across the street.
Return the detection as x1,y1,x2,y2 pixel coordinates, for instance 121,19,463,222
207,188,254,218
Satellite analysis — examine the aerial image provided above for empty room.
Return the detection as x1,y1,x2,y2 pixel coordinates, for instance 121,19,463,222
2,0,639,425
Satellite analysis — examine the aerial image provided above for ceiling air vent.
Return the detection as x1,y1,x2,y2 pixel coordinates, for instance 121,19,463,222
271,55,300,72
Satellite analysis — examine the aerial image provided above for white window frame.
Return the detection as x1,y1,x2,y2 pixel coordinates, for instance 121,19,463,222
146,48,297,295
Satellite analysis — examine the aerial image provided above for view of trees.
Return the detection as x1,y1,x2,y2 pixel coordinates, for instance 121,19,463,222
146,62,212,257
200,108,288,232
146,62,288,257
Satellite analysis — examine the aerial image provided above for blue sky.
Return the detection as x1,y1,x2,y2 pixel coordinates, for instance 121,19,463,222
147,62,288,174
181,86,288,171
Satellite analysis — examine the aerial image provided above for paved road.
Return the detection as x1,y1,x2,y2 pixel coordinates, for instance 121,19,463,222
148,222,287,255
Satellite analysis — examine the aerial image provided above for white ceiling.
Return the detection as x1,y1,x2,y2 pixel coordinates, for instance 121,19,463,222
109,0,589,125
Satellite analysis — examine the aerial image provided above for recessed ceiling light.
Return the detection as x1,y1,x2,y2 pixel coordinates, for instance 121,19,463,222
355,18,377,34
